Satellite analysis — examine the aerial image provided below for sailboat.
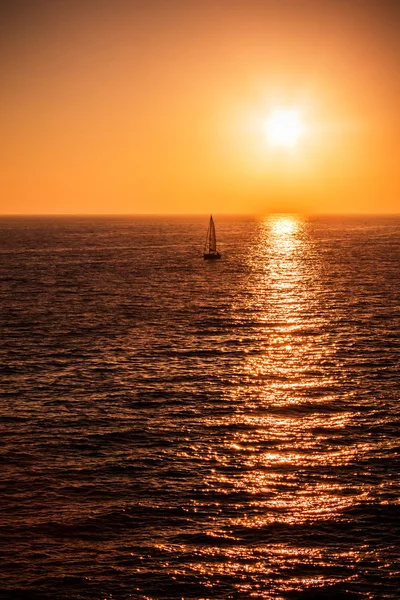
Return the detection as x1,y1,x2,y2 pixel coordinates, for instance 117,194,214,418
204,215,221,259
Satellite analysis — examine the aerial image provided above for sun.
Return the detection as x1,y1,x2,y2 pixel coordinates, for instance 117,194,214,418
263,108,305,148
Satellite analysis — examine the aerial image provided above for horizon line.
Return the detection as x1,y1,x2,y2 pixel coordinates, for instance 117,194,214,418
0,212,399,218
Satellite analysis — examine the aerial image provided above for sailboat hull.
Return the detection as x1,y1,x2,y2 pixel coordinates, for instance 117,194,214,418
204,252,221,259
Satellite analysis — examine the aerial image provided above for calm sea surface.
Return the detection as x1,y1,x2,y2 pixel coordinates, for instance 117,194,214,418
0,215,399,599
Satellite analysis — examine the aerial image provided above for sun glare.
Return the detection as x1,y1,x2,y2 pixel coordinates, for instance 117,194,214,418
264,109,305,148
270,216,298,236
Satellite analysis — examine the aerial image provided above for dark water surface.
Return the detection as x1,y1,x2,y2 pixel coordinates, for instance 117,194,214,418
1,215,399,599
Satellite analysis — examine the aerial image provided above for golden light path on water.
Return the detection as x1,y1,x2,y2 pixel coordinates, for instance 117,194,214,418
156,215,376,596
226,216,363,525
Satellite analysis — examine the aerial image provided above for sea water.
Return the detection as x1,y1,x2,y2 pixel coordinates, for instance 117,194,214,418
0,215,399,599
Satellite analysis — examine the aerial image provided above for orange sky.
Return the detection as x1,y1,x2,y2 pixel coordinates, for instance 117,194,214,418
1,0,400,215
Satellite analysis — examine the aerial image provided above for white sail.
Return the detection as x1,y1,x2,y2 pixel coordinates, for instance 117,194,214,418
209,215,217,252
204,215,221,259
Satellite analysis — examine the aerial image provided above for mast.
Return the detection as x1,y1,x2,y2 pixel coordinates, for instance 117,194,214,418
204,215,216,253
209,215,216,252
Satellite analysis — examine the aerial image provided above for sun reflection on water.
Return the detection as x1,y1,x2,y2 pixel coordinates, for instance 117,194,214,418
151,214,382,597
239,213,334,408
214,214,361,529
268,214,301,252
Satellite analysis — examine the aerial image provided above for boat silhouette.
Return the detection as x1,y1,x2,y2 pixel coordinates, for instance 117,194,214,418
203,215,221,259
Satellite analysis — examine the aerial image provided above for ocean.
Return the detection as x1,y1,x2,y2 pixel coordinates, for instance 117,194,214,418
0,214,399,599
